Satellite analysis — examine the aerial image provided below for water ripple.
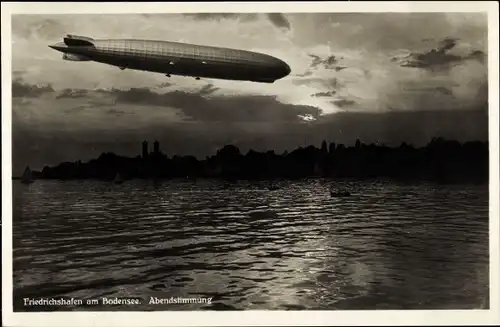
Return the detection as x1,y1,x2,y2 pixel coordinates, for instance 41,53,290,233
12,179,489,311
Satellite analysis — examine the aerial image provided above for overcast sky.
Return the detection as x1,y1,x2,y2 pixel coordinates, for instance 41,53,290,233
11,12,488,172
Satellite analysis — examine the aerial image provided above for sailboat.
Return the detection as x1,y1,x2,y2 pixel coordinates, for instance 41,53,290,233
114,172,123,184
20,166,34,184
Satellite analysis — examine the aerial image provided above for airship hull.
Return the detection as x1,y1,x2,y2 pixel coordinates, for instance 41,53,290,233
49,35,291,83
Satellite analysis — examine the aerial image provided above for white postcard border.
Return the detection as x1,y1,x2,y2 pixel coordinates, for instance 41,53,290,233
2,2,499,326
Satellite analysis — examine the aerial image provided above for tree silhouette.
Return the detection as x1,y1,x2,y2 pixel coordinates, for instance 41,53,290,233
29,137,488,183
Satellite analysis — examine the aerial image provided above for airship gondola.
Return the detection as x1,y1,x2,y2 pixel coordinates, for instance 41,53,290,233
49,35,291,83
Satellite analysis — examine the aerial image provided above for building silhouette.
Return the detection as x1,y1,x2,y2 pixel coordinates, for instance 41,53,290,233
30,137,489,183
153,140,160,155
142,141,148,159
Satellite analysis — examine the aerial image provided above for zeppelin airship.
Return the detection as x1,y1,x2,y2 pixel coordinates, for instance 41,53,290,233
48,34,291,83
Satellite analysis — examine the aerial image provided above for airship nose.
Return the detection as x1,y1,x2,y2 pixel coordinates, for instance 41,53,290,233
48,42,67,52
276,60,291,78
283,62,291,75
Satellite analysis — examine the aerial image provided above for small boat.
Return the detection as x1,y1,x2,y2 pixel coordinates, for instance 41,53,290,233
114,172,123,184
20,166,34,184
330,188,351,197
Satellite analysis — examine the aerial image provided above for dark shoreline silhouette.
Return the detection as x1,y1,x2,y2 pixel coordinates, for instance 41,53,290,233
15,137,488,183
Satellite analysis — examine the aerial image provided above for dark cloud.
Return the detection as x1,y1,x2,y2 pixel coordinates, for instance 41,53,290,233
44,86,320,123
402,84,455,96
110,87,166,105
56,88,90,99
308,54,322,68
402,86,455,96
443,37,460,50
12,80,54,98
469,50,486,63
13,81,320,124
423,87,454,96
399,37,485,70
332,99,357,108
312,91,337,98
308,54,339,69
323,56,339,68
111,88,319,122
295,71,313,77
198,84,220,96
401,52,461,69
267,13,291,30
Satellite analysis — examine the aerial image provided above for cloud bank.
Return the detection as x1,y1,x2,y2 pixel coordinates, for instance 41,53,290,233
12,13,487,115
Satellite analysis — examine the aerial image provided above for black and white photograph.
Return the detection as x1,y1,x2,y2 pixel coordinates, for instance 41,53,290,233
2,1,499,326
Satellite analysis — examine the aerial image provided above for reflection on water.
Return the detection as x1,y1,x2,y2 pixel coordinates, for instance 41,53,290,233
13,179,489,311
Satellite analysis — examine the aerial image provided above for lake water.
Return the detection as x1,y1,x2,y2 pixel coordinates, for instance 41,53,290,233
12,179,489,311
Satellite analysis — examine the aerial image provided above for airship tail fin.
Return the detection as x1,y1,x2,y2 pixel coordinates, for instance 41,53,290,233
63,34,95,47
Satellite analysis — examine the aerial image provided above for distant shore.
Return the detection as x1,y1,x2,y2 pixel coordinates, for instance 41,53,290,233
15,138,488,183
